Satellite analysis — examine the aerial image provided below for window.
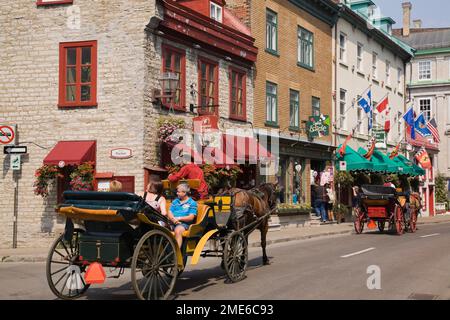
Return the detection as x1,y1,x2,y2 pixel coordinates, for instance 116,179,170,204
312,97,320,117
339,33,347,62
289,90,300,129
229,68,246,120
419,60,432,80
37,0,73,5
372,52,378,79
266,9,278,53
419,98,432,121
339,90,347,130
162,45,185,110
266,82,278,124
357,43,363,71
59,41,97,107
368,5,375,19
357,107,364,134
210,1,223,23
386,61,391,86
298,27,314,69
397,68,403,87
198,59,218,115
387,24,392,35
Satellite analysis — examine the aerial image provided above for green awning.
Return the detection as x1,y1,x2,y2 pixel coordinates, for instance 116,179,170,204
389,155,414,176
336,145,373,172
358,148,403,173
396,155,426,176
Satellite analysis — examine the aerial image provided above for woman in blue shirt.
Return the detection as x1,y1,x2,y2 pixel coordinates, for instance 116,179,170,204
168,183,198,248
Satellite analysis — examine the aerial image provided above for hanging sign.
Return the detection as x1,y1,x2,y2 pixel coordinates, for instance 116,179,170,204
306,115,330,139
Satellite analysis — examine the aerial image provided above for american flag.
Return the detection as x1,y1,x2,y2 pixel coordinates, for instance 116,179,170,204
427,118,440,143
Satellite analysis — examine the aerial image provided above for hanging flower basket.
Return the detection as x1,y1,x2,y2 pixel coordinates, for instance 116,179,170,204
33,165,64,198
69,162,95,191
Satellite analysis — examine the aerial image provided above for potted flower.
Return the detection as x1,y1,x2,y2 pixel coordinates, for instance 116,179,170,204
277,203,312,216
69,162,95,191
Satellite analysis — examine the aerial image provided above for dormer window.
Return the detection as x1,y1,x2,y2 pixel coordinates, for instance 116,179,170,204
210,1,223,23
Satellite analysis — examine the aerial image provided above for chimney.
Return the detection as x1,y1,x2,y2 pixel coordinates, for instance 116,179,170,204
413,19,422,29
402,2,412,37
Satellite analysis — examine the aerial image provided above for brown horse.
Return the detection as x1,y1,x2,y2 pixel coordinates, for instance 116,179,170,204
221,183,278,265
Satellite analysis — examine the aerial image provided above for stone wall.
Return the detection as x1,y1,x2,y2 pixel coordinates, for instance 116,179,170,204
0,0,156,248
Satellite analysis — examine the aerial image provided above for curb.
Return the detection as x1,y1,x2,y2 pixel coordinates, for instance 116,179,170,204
1,219,449,263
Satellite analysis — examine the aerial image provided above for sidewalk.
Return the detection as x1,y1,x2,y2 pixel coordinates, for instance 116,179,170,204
1,214,450,263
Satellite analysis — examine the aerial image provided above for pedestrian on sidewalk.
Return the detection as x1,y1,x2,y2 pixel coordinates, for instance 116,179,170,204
325,183,335,222
311,177,328,223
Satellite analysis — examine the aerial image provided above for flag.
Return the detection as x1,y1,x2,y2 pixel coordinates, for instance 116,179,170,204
414,113,432,137
389,143,400,159
376,95,389,113
415,147,432,169
403,107,415,140
357,87,372,114
363,137,376,160
338,131,353,157
427,118,440,143
384,107,391,133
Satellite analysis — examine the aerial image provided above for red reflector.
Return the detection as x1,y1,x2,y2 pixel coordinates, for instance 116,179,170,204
79,256,83,261
84,262,106,284
115,257,120,263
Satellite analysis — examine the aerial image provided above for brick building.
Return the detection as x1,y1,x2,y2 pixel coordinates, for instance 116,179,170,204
227,0,339,205
0,0,257,248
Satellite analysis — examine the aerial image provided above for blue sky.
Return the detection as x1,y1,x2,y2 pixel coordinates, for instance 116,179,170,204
372,0,450,28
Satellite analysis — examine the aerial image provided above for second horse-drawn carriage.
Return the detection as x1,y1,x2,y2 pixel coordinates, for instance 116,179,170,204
46,179,276,300
353,185,421,235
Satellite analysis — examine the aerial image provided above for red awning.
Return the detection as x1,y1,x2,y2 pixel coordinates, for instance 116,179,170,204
222,134,273,162
43,141,96,166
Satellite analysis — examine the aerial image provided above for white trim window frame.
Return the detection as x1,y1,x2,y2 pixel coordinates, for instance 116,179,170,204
397,67,403,89
357,43,363,72
210,1,223,23
418,60,432,81
386,60,391,86
339,32,347,63
357,106,364,134
419,98,433,121
372,52,378,79
339,89,347,131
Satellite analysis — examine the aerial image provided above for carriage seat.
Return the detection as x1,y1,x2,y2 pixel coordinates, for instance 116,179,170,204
162,179,201,191
166,202,210,238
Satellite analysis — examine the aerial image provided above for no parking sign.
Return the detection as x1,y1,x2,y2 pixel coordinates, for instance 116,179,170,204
0,125,16,146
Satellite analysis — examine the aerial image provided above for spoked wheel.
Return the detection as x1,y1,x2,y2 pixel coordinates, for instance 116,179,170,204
353,208,365,234
409,209,418,233
223,231,248,283
46,229,89,300
131,230,178,300
377,221,386,233
395,205,405,235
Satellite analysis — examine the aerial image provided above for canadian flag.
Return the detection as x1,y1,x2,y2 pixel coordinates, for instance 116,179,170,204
384,107,391,133
376,95,389,113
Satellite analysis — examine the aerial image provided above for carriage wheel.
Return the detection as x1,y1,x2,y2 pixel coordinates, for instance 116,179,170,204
353,208,365,234
409,209,418,233
223,231,248,283
395,205,405,235
377,221,386,233
46,229,90,300
131,230,178,300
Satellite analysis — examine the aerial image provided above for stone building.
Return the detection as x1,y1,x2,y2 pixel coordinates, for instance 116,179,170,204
393,1,449,216
0,0,257,248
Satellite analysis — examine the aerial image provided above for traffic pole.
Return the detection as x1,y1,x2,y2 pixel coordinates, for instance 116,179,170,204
13,171,18,249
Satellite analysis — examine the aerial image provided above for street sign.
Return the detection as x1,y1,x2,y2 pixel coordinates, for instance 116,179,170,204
4,146,27,155
0,125,16,145
339,161,347,171
11,155,21,171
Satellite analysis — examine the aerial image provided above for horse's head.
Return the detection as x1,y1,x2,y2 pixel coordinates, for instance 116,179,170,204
258,182,278,210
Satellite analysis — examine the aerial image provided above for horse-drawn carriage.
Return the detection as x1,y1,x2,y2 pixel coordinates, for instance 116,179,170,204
353,185,420,235
46,179,275,300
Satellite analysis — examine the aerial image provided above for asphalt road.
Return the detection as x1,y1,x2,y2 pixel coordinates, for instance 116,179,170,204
1,222,449,300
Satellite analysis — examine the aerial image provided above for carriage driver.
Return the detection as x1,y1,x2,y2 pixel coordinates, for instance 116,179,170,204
168,155,209,200
167,183,198,248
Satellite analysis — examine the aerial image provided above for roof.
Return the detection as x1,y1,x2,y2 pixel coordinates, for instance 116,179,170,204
393,28,450,50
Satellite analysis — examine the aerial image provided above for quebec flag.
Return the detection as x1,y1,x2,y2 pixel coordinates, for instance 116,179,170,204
357,88,372,114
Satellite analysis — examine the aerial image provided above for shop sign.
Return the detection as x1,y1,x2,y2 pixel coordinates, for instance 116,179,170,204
373,126,387,150
306,116,330,139
97,180,111,192
111,148,132,159
339,161,347,171
193,115,219,134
